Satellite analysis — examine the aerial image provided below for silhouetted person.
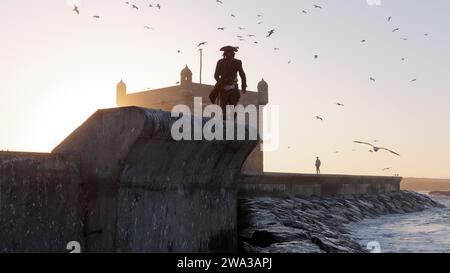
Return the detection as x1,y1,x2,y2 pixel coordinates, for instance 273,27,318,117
209,46,247,118
315,157,321,174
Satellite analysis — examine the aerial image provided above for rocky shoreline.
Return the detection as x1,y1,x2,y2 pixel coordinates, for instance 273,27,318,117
238,191,445,253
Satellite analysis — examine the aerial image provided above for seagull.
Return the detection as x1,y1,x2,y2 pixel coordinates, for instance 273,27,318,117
361,39,366,43
132,4,139,10
302,10,308,14
216,0,223,4
274,47,280,50
392,28,400,32
266,29,275,38
353,141,400,156
388,16,392,22
197,41,208,47
93,15,100,19
411,78,417,82
314,5,322,9
217,27,225,31
316,116,324,121
370,77,376,82
156,3,161,9
336,103,344,107
231,14,236,18
73,5,80,15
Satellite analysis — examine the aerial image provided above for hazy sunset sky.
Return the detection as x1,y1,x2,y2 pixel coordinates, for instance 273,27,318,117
1,0,450,178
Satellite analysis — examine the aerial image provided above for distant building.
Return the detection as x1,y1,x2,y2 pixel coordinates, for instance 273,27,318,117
116,66,269,174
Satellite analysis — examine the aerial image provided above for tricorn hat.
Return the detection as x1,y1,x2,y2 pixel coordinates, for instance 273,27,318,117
220,46,239,52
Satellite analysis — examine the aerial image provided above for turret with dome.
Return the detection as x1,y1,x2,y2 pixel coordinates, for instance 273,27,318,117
180,65,192,87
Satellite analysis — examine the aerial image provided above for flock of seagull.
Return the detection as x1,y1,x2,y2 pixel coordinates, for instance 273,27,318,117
67,1,433,173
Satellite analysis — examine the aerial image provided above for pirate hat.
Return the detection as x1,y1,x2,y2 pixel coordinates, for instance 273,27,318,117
220,46,239,52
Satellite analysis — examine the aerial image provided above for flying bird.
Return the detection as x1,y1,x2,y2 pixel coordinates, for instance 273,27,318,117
314,5,322,9
266,29,275,38
144,26,154,30
392,28,400,32
353,141,400,156
216,0,223,4
370,77,376,82
314,55,319,59
336,103,344,107
132,4,139,10
382,167,392,171
197,41,208,47
73,5,80,15
93,15,100,19
316,116,324,121
411,78,417,82
217,27,225,31
388,16,392,22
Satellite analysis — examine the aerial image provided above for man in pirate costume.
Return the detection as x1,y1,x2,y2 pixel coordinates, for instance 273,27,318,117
209,46,247,118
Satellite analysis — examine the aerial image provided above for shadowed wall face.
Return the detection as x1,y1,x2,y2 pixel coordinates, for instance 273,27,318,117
0,152,82,253
53,107,258,252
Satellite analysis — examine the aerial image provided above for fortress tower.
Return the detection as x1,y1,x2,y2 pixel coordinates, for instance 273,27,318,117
116,66,269,174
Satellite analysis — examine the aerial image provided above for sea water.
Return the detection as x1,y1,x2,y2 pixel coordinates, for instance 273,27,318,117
349,193,450,253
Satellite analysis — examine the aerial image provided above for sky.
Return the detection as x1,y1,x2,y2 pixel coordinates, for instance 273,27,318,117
1,0,450,178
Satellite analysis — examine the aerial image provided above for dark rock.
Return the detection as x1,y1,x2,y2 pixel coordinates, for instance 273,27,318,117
239,191,443,253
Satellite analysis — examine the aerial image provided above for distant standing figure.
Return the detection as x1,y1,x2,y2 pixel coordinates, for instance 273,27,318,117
315,157,321,174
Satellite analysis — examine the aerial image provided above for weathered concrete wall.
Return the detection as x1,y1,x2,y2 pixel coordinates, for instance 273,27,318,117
0,152,82,253
239,173,402,197
53,107,258,253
